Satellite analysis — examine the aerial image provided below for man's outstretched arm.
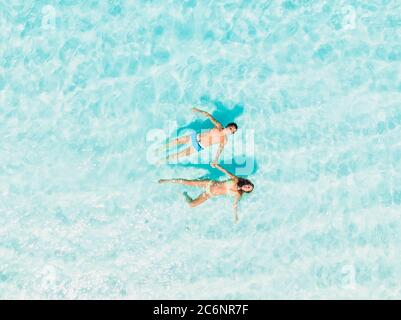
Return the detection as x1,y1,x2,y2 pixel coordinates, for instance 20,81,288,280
211,141,226,166
192,107,223,129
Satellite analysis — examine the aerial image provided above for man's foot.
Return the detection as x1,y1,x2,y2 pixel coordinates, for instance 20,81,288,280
157,144,170,153
156,157,168,165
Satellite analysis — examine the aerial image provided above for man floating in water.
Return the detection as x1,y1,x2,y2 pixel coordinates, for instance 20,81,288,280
162,107,238,164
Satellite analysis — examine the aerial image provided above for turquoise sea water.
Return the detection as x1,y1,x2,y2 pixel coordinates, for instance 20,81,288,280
1,0,401,299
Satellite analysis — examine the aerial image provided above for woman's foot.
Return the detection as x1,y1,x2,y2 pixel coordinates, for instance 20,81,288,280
183,192,193,203
159,179,178,184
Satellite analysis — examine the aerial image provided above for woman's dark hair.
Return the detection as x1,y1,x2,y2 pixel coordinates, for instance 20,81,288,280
237,178,254,194
226,122,238,130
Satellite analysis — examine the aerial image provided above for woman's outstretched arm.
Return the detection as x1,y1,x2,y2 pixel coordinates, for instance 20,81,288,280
233,194,241,223
212,163,238,180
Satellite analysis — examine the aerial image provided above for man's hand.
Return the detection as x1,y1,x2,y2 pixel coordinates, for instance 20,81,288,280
192,108,223,129
192,107,203,113
210,161,217,168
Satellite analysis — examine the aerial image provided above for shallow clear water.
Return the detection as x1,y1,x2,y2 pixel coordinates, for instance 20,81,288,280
1,0,401,299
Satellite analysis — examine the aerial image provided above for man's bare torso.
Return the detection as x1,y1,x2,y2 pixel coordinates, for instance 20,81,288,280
198,128,227,147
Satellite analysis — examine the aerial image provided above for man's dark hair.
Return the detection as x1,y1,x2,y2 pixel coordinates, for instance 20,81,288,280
226,122,238,130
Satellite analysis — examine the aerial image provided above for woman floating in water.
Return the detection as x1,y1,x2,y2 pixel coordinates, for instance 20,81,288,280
159,164,254,223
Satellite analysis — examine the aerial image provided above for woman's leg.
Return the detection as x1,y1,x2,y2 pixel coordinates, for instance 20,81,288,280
183,192,211,208
159,179,211,188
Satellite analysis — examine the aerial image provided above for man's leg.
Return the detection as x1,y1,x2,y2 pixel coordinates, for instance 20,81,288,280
164,135,190,150
165,146,195,162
